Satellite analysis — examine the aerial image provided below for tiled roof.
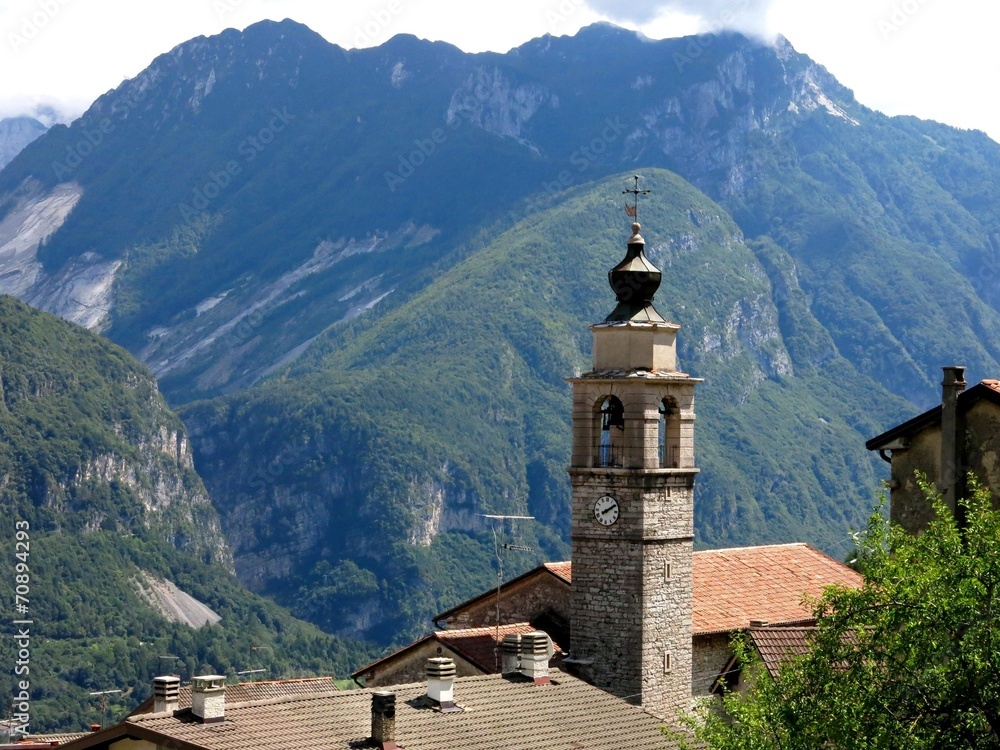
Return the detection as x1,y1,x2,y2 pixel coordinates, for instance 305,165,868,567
692,543,861,635
435,544,859,640
81,672,673,750
437,623,563,673
867,379,1000,450
21,735,90,745
747,627,820,679
543,561,572,583
746,626,863,680
353,623,562,678
130,677,338,717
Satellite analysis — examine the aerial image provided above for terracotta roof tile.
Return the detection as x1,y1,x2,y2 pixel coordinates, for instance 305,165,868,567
747,627,820,679
747,626,863,679
692,544,861,635
438,545,858,638
437,623,563,673
22,735,90,745
130,677,338,717
543,561,572,583
115,671,673,750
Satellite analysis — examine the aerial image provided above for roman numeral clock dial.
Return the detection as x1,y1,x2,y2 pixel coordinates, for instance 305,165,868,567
594,495,619,526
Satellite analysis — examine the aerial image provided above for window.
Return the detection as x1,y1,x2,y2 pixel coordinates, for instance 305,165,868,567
658,398,680,468
595,396,624,467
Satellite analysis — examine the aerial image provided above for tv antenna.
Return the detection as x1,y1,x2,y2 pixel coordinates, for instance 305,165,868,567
479,514,535,672
236,669,267,681
88,689,122,729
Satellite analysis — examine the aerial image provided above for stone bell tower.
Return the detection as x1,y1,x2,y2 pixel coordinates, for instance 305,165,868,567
566,214,699,719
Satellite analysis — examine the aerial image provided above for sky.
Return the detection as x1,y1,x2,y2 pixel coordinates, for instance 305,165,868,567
1,0,998,141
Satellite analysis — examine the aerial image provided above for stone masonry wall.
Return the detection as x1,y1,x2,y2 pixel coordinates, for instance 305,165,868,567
441,573,570,630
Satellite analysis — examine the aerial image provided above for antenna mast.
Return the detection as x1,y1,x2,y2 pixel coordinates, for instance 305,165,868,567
88,689,122,729
480,514,534,672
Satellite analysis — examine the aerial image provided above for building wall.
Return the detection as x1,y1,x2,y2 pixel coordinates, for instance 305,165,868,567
963,400,1000,500
358,641,482,688
442,574,570,630
889,425,942,533
891,400,1000,533
110,740,155,750
691,633,732,697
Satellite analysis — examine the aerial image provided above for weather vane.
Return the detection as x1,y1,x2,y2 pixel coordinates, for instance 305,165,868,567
623,174,650,222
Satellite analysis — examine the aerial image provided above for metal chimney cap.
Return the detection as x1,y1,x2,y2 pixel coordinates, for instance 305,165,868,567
426,657,457,679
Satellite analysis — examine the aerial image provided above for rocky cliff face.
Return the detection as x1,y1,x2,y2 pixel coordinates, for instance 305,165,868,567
0,116,47,170
0,295,231,566
0,180,120,329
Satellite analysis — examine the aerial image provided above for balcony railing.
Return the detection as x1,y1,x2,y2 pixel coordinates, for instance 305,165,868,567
594,443,624,468
659,444,679,469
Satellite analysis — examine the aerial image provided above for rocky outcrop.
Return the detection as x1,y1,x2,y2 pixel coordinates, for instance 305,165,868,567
447,67,551,143
0,180,120,330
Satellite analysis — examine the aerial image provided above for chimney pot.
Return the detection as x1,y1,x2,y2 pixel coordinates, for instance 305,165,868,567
749,620,769,628
501,633,521,675
518,631,551,685
941,366,968,513
152,675,181,714
371,691,398,749
426,657,460,712
191,674,226,724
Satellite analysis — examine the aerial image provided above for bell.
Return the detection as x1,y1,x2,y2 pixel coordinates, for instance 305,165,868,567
602,399,625,430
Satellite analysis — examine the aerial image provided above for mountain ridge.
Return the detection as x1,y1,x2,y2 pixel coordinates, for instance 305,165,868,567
2,21,999,645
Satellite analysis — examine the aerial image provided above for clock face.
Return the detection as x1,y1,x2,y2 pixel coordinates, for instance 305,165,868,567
594,495,619,526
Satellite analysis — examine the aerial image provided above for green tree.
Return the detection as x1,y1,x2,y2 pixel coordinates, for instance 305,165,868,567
691,476,1000,750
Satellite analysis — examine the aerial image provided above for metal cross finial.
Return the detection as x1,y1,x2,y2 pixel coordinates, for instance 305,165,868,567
623,174,651,222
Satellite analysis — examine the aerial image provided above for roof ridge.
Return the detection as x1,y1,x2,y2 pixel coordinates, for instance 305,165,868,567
694,542,809,555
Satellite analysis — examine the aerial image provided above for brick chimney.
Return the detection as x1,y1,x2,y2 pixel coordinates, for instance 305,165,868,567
190,675,226,724
501,633,521,675
518,631,551,685
940,366,967,520
426,657,460,712
152,675,180,714
371,691,398,750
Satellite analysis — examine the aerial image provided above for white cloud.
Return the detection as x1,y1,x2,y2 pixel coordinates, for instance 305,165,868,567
583,0,777,37
0,0,999,142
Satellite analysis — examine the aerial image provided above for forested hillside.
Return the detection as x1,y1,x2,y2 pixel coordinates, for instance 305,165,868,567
2,21,1000,645
0,297,371,731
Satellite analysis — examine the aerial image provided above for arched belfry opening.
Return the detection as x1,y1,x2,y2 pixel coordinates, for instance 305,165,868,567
658,398,680,468
595,395,624,468
567,176,701,718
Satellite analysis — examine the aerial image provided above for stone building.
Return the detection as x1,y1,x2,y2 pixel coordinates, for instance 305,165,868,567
867,367,1000,533
354,545,860,693
354,217,861,709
